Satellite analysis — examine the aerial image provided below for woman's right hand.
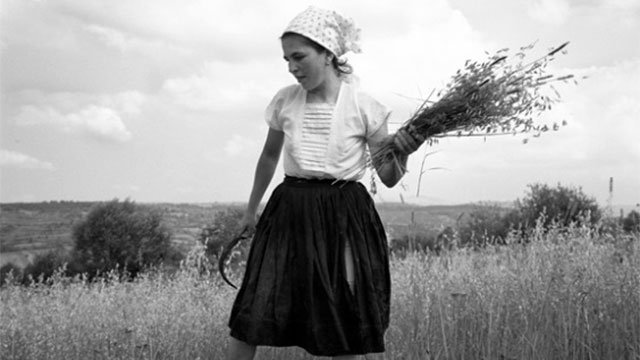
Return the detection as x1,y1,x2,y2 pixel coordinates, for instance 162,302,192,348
393,126,426,155
239,211,258,233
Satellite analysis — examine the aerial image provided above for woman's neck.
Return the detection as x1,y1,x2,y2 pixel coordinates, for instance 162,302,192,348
306,74,341,104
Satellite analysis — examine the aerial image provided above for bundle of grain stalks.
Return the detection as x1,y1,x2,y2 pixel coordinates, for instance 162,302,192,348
374,41,578,171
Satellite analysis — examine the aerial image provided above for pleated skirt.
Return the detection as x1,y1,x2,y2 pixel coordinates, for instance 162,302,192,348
228,176,390,356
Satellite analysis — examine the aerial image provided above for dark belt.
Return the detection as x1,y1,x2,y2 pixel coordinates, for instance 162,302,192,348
284,175,355,187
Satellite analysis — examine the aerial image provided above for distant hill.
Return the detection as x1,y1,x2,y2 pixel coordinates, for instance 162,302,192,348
0,201,476,268
0,201,239,251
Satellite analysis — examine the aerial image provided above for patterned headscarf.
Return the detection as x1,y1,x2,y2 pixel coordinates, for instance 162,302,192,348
283,6,361,58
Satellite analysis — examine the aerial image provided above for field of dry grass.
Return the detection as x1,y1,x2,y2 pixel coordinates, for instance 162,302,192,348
1,224,638,360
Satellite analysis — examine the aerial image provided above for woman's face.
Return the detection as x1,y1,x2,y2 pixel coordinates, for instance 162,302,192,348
281,34,331,92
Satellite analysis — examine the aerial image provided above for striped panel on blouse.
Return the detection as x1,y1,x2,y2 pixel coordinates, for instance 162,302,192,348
300,103,335,172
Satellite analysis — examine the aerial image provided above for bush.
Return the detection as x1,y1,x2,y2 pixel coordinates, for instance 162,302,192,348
389,223,451,255
390,233,435,255
199,207,245,259
622,210,640,233
457,204,514,247
71,199,173,277
435,226,457,252
453,183,603,248
516,183,602,229
21,250,71,284
0,263,23,285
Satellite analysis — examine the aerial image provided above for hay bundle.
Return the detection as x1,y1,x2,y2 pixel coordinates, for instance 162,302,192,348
373,41,578,168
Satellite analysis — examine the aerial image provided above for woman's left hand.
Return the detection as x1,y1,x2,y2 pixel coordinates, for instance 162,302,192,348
393,126,426,155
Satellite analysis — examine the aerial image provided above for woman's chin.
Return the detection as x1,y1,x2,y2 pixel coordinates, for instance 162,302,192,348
298,79,315,91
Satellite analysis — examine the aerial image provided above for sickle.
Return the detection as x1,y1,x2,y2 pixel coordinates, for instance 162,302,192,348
218,227,250,289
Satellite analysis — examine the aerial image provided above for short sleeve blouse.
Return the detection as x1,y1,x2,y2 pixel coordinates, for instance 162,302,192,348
264,80,391,181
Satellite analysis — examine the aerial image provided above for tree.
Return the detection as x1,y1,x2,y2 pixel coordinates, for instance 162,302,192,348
622,210,640,233
199,207,244,258
516,183,601,229
72,199,173,276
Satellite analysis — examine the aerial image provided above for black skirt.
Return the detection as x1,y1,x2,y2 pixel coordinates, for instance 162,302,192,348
228,176,390,356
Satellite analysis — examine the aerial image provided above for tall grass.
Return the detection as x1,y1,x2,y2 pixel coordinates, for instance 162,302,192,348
1,226,638,360
387,226,639,359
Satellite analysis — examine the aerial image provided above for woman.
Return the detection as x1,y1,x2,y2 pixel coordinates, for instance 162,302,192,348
226,6,424,360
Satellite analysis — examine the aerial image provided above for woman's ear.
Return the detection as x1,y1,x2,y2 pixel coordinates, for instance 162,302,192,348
325,53,334,66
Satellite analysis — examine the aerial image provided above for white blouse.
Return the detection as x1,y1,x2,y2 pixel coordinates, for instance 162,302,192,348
265,80,391,181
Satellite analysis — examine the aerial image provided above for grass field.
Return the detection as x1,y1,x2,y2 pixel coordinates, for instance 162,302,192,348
1,224,638,359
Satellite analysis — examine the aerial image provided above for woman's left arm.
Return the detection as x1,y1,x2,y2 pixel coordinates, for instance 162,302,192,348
368,126,424,188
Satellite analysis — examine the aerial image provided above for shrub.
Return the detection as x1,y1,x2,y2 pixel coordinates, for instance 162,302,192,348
389,223,449,255
622,210,640,233
516,183,602,229
457,204,513,247
71,199,173,277
435,226,457,252
21,250,70,284
197,206,253,281
390,233,434,255
198,207,245,259
453,184,603,248
0,263,22,285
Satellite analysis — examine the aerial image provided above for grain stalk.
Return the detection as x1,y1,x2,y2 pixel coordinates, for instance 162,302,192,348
374,41,579,172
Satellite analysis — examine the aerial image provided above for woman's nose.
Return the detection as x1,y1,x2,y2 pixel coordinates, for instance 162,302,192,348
288,61,298,74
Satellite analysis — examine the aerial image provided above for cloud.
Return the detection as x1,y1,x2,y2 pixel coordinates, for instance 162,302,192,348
162,61,283,113
537,61,640,165
0,150,55,170
85,24,135,51
45,0,285,63
341,1,490,114
601,0,640,11
584,61,640,159
9,90,146,142
74,106,133,142
15,90,147,115
110,91,146,115
15,104,133,142
85,24,191,56
224,134,261,156
528,0,570,24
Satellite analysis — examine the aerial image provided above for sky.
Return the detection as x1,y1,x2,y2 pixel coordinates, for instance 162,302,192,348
1,0,639,208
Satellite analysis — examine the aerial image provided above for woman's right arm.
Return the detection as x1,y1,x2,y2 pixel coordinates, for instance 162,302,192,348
241,128,285,229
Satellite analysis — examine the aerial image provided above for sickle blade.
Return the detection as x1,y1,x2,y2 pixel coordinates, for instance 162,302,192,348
218,228,249,289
